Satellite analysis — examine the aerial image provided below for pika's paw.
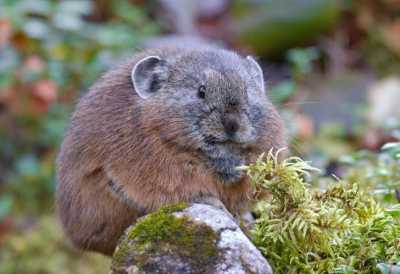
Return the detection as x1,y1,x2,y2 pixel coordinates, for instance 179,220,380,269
209,156,245,185
219,168,245,185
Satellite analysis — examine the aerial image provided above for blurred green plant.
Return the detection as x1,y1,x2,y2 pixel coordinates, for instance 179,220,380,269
287,47,319,81
0,215,110,274
270,47,319,104
0,3,158,270
233,0,339,57
351,0,400,76
0,0,159,216
243,150,400,274
340,142,400,204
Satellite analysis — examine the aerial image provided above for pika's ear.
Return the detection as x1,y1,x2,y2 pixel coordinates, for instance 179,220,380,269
246,56,265,91
131,55,167,99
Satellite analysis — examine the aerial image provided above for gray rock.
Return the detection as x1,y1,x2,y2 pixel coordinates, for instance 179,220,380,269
110,203,273,274
181,204,272,274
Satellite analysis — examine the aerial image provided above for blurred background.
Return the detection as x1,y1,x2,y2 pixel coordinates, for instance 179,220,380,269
0,0,399,273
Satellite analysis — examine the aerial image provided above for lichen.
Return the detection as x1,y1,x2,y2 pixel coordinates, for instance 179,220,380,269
110,203,220,274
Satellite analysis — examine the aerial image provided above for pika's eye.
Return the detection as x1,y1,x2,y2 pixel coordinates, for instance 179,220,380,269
229,101,238,108
197,85,206,99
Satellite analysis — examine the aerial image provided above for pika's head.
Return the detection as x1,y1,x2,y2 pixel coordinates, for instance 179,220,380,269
131,49,271,154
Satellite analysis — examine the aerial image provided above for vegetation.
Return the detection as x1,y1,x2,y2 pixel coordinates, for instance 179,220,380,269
0,0,159,216
0,215,110,274
244,147,400,274
0,0,399,273
0,0,158,272
341,142,400,204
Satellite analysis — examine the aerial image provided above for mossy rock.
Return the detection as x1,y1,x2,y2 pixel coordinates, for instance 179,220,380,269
110,203,220,274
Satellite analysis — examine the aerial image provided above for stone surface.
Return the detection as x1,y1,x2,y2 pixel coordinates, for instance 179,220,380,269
110,203,273,274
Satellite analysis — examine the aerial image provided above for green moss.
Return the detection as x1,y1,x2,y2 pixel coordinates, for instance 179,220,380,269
244,150,400,274
111,203,219,274
126,203,188,241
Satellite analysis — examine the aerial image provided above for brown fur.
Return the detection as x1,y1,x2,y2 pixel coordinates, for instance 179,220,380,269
56,47,286,256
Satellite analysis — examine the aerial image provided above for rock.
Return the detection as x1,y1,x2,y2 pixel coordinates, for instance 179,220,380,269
367,77,400,128
110,203,273,274
157,0,229,34
142,35,223,51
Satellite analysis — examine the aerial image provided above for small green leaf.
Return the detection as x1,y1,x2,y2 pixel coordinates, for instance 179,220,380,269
338,155,355,165
16,155,40,176
385,205,400,218
270,80,296,103
0,195,13,220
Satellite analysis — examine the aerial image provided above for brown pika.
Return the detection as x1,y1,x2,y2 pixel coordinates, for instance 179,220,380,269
56,46,286,256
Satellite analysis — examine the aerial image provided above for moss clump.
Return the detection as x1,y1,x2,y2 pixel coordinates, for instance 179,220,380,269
243,150,400,274
111,203,219,274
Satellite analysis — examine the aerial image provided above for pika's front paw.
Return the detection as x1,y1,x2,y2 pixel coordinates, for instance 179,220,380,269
209,156,245,185
219,168,245,185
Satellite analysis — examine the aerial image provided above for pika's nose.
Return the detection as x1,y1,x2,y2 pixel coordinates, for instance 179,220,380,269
223,118,239,137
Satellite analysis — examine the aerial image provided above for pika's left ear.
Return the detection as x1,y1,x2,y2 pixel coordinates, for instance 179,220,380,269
131,55,168,99
246,56,265,91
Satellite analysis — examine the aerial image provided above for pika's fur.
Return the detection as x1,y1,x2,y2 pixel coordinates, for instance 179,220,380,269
56,46,286,255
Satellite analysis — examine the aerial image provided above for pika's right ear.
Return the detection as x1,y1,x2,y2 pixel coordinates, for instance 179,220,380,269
246,56,265,92
131,55,167,99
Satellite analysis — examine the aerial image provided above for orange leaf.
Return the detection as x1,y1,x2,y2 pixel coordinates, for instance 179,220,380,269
24,55,45,74
32,80,58,104
0,19,12,47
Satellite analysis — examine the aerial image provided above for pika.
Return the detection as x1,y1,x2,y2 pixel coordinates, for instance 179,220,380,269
56,46,286,256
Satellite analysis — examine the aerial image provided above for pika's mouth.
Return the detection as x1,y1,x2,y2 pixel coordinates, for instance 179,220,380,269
203,135,222,145
203,134,254,147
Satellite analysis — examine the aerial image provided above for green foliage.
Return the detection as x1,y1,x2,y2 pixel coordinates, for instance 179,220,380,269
244,150,400,274
233,0,339,57
0,3,159,270
0,0,159,214
0,215,110,274
287,47,319,80
270,80,297,104
340,142,400,204
270,47,318,104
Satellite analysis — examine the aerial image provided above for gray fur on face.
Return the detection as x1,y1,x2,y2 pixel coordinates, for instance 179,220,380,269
137,48,268,184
